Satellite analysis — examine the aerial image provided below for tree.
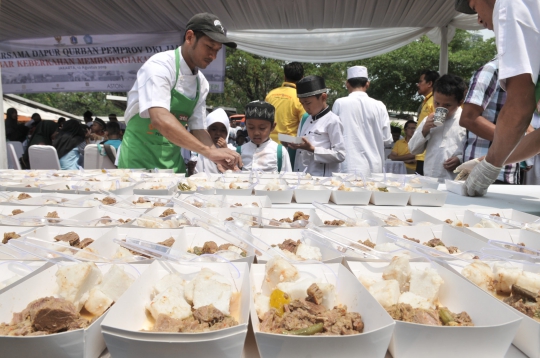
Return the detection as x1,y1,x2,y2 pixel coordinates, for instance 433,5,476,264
20,92,126,117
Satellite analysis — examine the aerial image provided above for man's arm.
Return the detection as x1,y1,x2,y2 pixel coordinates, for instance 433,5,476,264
505,129,540,164
388,152,416,161
485,74,536,167
459,103,496,141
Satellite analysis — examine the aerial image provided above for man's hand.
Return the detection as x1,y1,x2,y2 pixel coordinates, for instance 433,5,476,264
463,159,502,197
216,137,227,148
288,137,315,152
206,147,242,170
422,114,436,137
443,156,461,171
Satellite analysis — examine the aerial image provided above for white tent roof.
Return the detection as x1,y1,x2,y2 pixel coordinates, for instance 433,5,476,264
3,94,81,121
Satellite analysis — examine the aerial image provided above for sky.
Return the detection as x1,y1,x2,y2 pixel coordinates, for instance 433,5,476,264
479,28,494,40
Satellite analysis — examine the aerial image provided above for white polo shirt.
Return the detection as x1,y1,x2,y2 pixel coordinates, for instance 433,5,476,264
124,48,209,130
493,0,540,90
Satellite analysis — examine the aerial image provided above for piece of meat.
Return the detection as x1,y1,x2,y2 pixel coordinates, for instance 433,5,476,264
157,237,175,247
23,297,85,334
293,211,310,221
193,304,224,324
511,284,539,303
2,232,21,244
225,217,234,221
445,219,453,224
306,283,324,305
11,209,24,215
386,303,442,326
403,235,420,243
134,197,148,204
76,238,94,249
153,314,184,332
406,219,414,223
279,217,293,223
159,208,176,217
359,239,376,249
100,196,116,205
324,220,345,226
153,202,166,207
118,218,131,224
278,239,301,254
447,246,459,254
202,241,218,254
46,211,59,218
54,232,80,247
17,193,32,200
424,238,445,248
252,202,259,207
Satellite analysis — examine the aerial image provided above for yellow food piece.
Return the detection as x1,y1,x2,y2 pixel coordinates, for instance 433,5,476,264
270,289,291,316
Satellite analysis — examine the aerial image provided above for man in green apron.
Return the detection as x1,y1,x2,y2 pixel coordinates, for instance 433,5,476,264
118,13,241,173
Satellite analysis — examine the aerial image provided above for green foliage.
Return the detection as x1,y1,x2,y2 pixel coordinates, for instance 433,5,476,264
20,92,126,117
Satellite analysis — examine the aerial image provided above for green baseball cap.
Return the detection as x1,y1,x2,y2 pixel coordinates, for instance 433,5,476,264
186,13,237,48
455,0,476,14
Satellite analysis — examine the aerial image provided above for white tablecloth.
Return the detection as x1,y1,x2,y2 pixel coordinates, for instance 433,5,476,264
384,159,406,174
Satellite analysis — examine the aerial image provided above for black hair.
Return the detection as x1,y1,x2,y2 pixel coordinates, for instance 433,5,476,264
83,110,93,118
31,113,42,121
404,120,417,130
284,62,304,83
433,74,467,103
183,30,206,44
390,126,402,134
106,121,121,136
420,70,440,86
347,77,369,88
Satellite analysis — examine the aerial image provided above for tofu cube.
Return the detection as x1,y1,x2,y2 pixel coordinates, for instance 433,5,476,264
493,262,522,293
56,262,103,311
382,255,411,291
374,243,401,252
254,293,270,320
184,268,230,304
461,261,494,292
316,283,336,310
154,273,185,296
84,287,113,316
358,275,381,291
515,271,540,293
295,243,322,261
112,247,134,260
193,276,232,315
409,268,444,304
263,257,299,294
146,285,191,320
398,291,433,309
99,264,134,302
369,280,400,308
277,279,318,301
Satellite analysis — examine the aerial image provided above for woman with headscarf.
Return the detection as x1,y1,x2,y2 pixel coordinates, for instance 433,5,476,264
20,120,59,169
189,109,236,175
5,108,28,142
52,119,87,170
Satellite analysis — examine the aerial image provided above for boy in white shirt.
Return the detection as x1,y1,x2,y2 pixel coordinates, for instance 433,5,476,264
408,74,467,181
289,75,345,176
238,101,292,173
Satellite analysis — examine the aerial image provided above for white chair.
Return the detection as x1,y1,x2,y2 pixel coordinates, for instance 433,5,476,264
6,143,22,170
10,141,24,160
28,145,61,170
84,144,117,169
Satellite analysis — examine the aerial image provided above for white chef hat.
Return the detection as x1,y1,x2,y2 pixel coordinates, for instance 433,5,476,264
347,66,368,79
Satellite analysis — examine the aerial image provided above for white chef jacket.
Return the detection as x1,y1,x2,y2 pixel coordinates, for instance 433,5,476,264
240,139,292,173
493,0,540,90
408,107,466,181
124,48,209,130
293,107,345,177
332,91,393,178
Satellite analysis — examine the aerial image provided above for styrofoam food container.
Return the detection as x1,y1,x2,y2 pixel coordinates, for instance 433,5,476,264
330,187,371,205
259,208,323,228
294,186,331,204
66,206,145,227
250,228,343,264
349,260,522,358
254,185,293,204
0,262,143,358
223,195,272,208
12,206,88,226
101,261,250,358
278,133,303,144
407,188,448,207
0,260,47,292
369,187,410,206
250,263,395,358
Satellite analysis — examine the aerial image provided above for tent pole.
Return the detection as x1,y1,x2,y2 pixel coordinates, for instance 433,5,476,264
438,26,449,75
0,65,7,169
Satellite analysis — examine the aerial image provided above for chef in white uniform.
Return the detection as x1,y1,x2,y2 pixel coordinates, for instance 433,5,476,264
332,66,393,178
290,75,345,176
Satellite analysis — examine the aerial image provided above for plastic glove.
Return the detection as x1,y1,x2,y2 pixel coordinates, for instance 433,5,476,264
453,158,481,181
463,159,502,197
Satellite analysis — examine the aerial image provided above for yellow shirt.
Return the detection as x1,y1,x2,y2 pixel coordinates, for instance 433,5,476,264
265,82,306,143
391,139,416,171
415,92,434,161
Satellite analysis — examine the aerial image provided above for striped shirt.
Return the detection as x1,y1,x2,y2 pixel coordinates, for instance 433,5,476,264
463,58,519,184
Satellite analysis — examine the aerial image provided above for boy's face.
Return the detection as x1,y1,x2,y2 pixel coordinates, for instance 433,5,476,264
246,119,275,145
433,91,462,119
299,93,327,116
207,122,228,145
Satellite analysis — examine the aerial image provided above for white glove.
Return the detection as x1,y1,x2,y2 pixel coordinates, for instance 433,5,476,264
454,158,480,173
463,159,502,197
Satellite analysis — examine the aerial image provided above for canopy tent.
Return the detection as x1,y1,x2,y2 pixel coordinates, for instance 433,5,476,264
3,94,81,121
0,0,482,168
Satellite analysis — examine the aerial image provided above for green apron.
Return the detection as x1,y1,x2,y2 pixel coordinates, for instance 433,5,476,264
118,48,199,173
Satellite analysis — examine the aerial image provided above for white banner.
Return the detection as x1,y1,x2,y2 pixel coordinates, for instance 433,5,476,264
0,32,225,94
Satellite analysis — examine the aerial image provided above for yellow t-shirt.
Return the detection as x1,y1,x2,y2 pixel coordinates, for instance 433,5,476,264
391,139,416,171
265,82,306,143
415,92,435,161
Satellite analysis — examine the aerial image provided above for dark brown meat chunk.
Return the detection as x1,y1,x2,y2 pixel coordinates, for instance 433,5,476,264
202,241,218,254
386,304,444,326
159,208,177,217
100,196,116,205
157,237,175,247
306,283,324,305
152,307,238,333
76,238,94,249
424,238,446,248
17,193,32,200
217,243,247,257
225,217,234,221
447,246,459,254
11,209,24,216
278,239,301,254
193,304,224,324
403,235,420,243
324,220,345,226
2,232,21,244
54,232,80,247
293,211,310,221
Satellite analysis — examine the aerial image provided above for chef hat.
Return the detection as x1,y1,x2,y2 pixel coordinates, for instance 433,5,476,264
245,101,275,123
296,75,327,98
347,66,368,79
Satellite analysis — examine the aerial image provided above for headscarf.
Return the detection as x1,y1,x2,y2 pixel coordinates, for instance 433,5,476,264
20,120,59,168
53,119,86,159
206,108,231,144
5,107,28,142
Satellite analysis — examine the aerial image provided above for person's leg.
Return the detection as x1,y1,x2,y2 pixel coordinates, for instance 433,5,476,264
415,160,424,175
